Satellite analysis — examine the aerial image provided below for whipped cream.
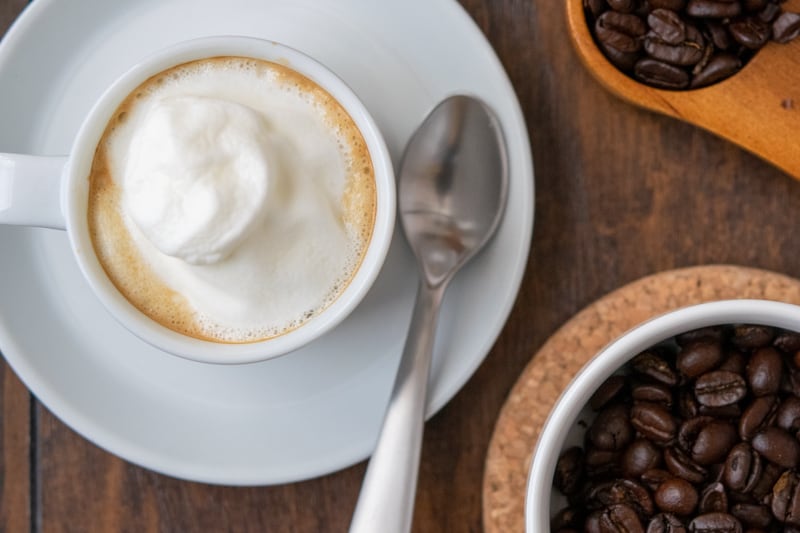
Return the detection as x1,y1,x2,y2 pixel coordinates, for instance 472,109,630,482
124,96,272,265
90,57,375,342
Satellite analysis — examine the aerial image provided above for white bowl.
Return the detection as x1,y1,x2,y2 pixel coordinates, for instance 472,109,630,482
525,298,800,532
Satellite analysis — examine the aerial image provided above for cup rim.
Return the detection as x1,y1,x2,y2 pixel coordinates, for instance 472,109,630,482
524,298,800,532
62,36,396,365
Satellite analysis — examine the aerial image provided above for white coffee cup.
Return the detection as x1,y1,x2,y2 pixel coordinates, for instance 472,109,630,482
0,36,396,364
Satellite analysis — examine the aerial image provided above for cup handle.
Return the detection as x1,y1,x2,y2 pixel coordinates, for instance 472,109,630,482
0,154,67,230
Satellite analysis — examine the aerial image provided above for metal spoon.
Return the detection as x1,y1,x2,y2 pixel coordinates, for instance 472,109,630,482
349,95,508,533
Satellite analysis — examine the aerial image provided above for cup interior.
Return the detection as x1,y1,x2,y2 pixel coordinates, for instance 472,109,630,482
62,36,395,364
525,298,800,532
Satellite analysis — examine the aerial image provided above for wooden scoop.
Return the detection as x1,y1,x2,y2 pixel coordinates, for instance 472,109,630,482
566,0,800,179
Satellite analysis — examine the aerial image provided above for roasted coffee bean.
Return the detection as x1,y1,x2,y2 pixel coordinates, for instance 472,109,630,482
648,9,687,44
732,325,775,349
600,504,646,532
747,347,784,396
592,375,628,410
698,482,729,514
730,503,772,529
556,446,585,495
633,382,674,407
690,53,743,88
633,351,680,386
623,439,664,478
647,513,687,533
632,402,678,444
655,477,699,516
679,417,737,465
686,0,742,18
771,470,800,526
773,11,800,43
665,446,707,484
678,339,724,378
688,512,742,532
751,426,800,468
634,58,690,88
739,395,778,440
759,1,783,22
595,11,648,70
729,16,772,49
589,479,655,517
591,403,635,451
644,24,706,66
723,442,763,493
776,396,800,432
775,330,800,355
695,371,747,407
596,11,648,53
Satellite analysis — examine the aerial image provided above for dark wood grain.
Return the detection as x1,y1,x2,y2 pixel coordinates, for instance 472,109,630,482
4,0,800,532
0,0,26,35
0,365,29,533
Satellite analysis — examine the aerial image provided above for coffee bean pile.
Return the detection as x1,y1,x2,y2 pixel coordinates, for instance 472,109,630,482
551,325,800,532
584,0,800,89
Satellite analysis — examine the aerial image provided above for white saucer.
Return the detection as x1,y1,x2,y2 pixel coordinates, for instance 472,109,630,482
0,0,534,485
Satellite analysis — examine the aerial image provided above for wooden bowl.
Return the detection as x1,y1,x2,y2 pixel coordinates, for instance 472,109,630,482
566,0,800,180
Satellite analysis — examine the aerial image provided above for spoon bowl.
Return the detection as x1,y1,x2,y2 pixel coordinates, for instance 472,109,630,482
566,0,800,180
400,96,508,285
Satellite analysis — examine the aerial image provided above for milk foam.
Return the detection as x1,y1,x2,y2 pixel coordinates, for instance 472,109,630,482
88,57,376,343
124,96,272,265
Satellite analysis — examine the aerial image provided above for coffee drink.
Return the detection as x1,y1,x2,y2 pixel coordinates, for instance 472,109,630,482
551,324,800,532
88,56,376,343
585,0,800,89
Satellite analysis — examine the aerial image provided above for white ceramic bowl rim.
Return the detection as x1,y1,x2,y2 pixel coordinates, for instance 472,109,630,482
525,298,800,532
62,36,395,365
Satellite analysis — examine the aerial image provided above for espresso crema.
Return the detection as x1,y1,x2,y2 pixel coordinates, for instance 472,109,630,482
88,56,376,343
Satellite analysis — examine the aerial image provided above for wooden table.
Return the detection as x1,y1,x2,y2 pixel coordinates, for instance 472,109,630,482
3,1,800,531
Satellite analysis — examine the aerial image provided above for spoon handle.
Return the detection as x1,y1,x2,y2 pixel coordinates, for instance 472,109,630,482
349,279,446,533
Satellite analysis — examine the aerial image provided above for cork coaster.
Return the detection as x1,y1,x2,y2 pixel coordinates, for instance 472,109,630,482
482,265,800,533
